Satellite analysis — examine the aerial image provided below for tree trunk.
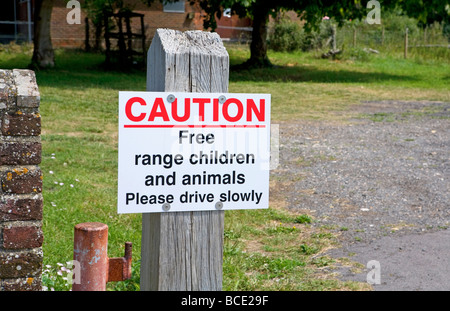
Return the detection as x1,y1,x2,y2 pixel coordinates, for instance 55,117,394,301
246,4,271,68
31,0,55,69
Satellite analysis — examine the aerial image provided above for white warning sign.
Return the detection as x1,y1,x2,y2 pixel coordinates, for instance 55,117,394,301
117,91,271,213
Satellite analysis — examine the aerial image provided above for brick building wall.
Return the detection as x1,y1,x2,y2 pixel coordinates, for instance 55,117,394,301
51,0,204,49
215,14,252,42
0,69,43,291
51,0,87,48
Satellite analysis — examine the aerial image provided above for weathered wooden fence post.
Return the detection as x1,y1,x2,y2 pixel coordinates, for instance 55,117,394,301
140,29,229,291
331,24,337,52
404,27,409,59
0,69,43,291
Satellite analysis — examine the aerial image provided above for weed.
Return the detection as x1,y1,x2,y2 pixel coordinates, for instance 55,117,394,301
300,244,319,255
294,214,313,224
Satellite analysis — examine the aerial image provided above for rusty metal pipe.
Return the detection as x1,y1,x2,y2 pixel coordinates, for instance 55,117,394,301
72,222,132,291
73,222,109,291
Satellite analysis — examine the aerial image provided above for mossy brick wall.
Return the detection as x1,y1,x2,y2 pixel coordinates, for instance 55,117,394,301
0,69,43,291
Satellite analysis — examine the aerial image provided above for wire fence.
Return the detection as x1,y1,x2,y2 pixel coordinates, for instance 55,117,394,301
266,17,450,62
337,24,449,60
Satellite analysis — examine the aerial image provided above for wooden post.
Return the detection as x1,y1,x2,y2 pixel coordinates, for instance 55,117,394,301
85,17,90,52
140,15,146,57
353,27,357,48
117,15,127,66
404,27,409,59
423,26,427,45
140,29,229,291
331,24,337,51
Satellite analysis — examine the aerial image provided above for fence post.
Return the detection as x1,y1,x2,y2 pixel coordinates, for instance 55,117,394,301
73,222,109,291
72,222,132,291
331,24,337,51
404,27,409,59
140,29,228,291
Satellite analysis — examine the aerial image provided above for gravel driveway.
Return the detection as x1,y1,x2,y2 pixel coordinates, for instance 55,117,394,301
271,100,449,290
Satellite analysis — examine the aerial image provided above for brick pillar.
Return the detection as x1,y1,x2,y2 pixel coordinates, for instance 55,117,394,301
0,69,43,291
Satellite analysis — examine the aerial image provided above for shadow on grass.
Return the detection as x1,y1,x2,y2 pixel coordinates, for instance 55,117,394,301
0,50,147,91
1,49,416,88
229,63,417,84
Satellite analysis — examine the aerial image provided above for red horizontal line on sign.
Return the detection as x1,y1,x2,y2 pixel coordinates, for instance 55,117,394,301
124,124,266,128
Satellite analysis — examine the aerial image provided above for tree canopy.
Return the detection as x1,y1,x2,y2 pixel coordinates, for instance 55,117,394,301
196,0,372,67
31,0,450,68
196,0,450,67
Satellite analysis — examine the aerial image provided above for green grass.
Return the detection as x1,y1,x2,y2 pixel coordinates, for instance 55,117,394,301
1,42,448,291
227,44,449,121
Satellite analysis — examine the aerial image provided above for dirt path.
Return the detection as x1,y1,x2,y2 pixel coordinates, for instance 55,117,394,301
271,100,449,290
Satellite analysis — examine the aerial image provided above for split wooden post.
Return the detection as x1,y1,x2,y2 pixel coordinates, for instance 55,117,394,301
140,29,229,291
